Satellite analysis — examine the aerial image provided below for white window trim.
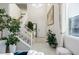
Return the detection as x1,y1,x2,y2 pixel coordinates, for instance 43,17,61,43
60,3,69,35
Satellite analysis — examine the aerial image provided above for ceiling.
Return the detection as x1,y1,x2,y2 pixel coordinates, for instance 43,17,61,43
16,3,27,10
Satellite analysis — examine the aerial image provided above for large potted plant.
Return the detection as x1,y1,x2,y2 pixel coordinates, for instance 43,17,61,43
0,8,20,53
47,30,58,48
6,19,20,53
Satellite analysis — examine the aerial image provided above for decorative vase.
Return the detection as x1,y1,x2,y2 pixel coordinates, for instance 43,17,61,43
0,40,6,53
9,44,16,53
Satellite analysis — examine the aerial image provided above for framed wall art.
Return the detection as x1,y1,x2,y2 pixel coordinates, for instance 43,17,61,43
47,5,54,26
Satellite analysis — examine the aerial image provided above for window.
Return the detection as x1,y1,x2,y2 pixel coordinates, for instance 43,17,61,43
69,15,79,37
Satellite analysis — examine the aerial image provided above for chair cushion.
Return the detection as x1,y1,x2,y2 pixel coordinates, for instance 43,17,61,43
56,47,72,55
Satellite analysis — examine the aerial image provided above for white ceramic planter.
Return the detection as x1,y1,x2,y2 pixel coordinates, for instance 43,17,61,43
9,44,16,53
0,40,6,53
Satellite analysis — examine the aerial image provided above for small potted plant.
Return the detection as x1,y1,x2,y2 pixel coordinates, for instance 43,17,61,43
27,21,33,31
47,30,58,48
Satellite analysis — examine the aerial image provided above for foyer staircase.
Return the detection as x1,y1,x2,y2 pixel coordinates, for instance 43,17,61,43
15,12,33,52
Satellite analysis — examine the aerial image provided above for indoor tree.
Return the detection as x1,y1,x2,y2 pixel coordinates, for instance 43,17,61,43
0,9,12,53
0,8,20,53
6,18,20,45
6,18,20,53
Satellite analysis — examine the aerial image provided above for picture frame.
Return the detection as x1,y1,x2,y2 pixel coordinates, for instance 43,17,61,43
47,5,54,26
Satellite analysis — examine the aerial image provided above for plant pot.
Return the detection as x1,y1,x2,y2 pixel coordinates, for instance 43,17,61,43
50,44,56,48
9,44,16,53
0,40,6,53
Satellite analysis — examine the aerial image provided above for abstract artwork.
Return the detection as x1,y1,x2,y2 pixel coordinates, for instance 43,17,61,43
47,5,54,25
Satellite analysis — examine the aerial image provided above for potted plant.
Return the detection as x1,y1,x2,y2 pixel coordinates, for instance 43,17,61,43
0,8,20,53
27,21,33,31
47,30,58,48
6,19,20,53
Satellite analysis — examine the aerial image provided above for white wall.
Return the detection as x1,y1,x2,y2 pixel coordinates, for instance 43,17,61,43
0,3,9,14
59,4,67,46
54,4,62,46
64,35,79,54
21,9,27,15
48,4,61,46
68,3,79,17
9,4,21,19
27,4,47,37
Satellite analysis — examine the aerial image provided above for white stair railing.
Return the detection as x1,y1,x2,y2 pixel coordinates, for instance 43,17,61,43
18,26,33,46
16,12,33,51
16,36,31,48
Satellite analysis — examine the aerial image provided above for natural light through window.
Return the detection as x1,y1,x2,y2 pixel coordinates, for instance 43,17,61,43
68,4,79,37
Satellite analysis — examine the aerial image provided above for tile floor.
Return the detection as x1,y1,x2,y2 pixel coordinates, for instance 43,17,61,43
31,37,56,55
